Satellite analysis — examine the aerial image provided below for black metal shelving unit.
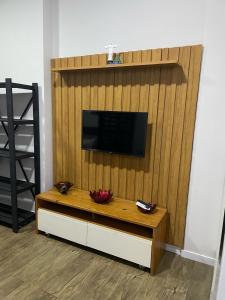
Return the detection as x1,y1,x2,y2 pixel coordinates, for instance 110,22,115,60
0,78,40,232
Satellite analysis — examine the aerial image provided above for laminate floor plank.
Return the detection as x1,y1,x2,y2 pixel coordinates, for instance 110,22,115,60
5,282,56,300
14,244,92,295
0,276,24,299
0,223,213,300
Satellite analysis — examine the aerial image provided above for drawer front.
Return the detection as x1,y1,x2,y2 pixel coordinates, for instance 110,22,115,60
87,223,151,268
38,209,87,246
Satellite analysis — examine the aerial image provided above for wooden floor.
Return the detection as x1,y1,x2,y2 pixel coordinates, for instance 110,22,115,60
0,223,213,300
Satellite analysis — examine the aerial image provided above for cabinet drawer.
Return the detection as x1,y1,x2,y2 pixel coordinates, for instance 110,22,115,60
38,208,87,246
87,223,152,268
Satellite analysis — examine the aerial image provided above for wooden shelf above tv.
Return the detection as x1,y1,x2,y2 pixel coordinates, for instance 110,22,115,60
51,60,178,72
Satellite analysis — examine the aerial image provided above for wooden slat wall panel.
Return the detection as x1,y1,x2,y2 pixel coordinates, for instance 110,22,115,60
158,48,180,208
68,57,76,185
61,58,69,181
74,57,82,188
167,47,191,243
103,54,113,190
88,54,99,191
143,49,162,203
81,56,91,190
51,58,56,183
135,50,152,201
53,58,63,183
118,52,133,198
51,45,203,247
152,48,169,203
95,54,106,190
110,54,124,195
175,45,203,246
126,51,141,200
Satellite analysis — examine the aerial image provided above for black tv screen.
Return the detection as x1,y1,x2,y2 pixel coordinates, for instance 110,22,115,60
82,110,148,157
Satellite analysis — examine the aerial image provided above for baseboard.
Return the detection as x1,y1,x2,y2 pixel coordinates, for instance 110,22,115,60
181,249,216,266
165,244,215,266
165,244,181,255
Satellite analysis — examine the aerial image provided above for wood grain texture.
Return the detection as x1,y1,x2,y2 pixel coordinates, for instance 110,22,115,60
51,45,203,247
36,188,167,229
68,57,76,185
53,58,62,183
51,58,57,184
175,45,203,246
0,223,213,300
36,188,166,273
74,56,82,188
52,59,178,72
81,56,91,190
151,213,168,275
88,55,99,191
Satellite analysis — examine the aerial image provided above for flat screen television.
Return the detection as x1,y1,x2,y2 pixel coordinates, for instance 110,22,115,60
82,110,148,157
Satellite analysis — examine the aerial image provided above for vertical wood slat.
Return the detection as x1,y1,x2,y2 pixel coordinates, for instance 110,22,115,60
51,45,203,247
74,57,82,188
142,49,162,203
152,48,169,203
88,54,99,191
68,57,76,185
103,54,113,190
61,58,69,181
135,50,152,201
110,53,124,195
51,58,57,184
54,58,63,183
118,52,133,198
175,45,203,246
148,49,162,203
166,47,191,244
157,48,180,208
126,51,142,200
95,54,106,190
81,56,91,190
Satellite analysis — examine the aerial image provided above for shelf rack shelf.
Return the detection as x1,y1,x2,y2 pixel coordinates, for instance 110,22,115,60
0,176,35,194
0,118,35,125
52,59,178,72
0,148,35,159
0,203,34,228
0,78,40,232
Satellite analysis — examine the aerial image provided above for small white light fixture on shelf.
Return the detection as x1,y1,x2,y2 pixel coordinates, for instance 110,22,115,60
105,44,117,64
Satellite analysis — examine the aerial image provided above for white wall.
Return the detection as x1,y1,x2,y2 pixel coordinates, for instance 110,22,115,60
42,0,59,191
0,0,43,85
0,0,58,210
59,0,205,56
183,0,225,263
58,0,225,262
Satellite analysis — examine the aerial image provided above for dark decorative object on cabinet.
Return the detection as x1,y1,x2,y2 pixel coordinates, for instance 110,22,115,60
136,200,156,214
54,181,73,194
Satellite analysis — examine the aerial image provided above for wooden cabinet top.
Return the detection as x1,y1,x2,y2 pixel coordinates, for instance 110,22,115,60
36,188,167,229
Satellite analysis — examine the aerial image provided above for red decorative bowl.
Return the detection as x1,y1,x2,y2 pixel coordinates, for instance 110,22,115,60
89,189,113,204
